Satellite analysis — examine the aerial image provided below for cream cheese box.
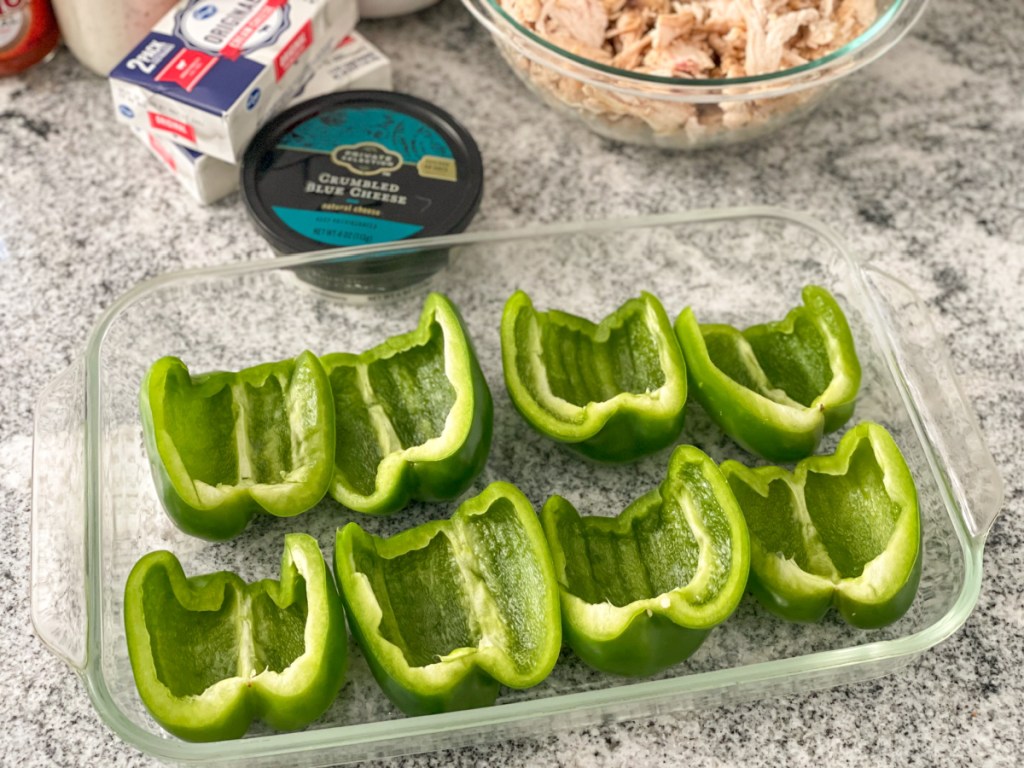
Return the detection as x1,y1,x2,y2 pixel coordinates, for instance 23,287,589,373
110,0,359,163
131,31,392,204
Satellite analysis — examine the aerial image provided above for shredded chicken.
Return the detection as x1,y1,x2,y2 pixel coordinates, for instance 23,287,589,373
497,0,877,143
537,0,610,51
506,0,874,79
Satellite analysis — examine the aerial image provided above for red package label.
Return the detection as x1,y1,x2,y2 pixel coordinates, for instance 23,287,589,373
155,48,217,92
273,20,312,81
148,134,177,172
148,112,197,143
220,0,289,60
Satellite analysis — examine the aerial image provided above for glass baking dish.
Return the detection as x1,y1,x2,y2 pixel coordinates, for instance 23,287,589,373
31,207,1003,766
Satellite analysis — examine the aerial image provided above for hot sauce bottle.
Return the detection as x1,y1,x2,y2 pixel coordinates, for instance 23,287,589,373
0,0,59,77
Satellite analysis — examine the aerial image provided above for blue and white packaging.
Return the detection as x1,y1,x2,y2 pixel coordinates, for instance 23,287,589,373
299,31,392,96
131,131,238,204
132,31,393,204
109,0,359,163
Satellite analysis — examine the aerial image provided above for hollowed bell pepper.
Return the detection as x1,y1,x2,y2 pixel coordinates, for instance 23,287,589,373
674,285,861,462
501,290,687,462
140,351,335,541
321,292,492,515
540,445,749,676
721,421,921,628
334,481,561,716
123,533,346,742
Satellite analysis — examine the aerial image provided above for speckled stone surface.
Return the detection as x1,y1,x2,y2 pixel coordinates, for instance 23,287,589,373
1,0,1022,765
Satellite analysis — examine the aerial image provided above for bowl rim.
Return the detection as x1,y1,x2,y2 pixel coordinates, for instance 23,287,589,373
465,0,930,98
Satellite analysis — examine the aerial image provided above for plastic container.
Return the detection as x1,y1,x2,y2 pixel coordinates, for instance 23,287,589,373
31,207,1003,766
462,0,930,149
240,90,483,296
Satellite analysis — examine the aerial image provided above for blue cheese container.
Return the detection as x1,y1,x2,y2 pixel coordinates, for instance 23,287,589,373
240,90,483,295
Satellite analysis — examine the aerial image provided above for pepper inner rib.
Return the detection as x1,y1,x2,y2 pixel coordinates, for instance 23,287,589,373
804,440,902,578
554,460,738,610
331,319,456,496
703,312,835,409
367,533,480,668
141,566,310,697
730,475,829,576
251,582,309,674
162,378,238,489
732,440,902,581
746,314,834,407
162,369,302,492
142,568,241,697
238,375,294,484
352,499,549,673
517,301,667,414
557,493,701,608
669,462,731,604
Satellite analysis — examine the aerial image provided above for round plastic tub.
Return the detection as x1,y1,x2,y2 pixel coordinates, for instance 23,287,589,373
241,90,484,298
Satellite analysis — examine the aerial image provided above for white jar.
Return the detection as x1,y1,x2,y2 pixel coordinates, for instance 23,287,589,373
50,0,178,75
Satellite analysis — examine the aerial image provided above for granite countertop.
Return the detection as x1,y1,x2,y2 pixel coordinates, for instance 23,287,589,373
1,0,1021,765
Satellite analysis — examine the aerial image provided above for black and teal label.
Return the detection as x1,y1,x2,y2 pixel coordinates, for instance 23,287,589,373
260,106,468,247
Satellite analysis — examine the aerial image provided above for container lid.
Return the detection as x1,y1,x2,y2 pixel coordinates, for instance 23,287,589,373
240,90,484,255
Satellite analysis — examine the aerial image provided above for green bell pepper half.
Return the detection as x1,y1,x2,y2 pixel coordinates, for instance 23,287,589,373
334,481,561,716
123,533,347,742
674,285,861,462
140,351,336,541
321,292,492,515
721,421,921,628
501,290,687,463
540,444,750,676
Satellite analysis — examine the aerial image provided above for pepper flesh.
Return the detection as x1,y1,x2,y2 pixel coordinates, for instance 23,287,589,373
123,533,347,742
501,290,687,462
140,351,335,540
334,481,561,716
321,292,492,515
541,445,750,676
674,285,861,462
721,421,921,628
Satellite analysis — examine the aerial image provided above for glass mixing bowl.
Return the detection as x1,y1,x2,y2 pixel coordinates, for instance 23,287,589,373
462,0,929,148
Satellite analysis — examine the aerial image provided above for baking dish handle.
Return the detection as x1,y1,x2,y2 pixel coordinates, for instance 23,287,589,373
30,359,89,672
859,265,1004,541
